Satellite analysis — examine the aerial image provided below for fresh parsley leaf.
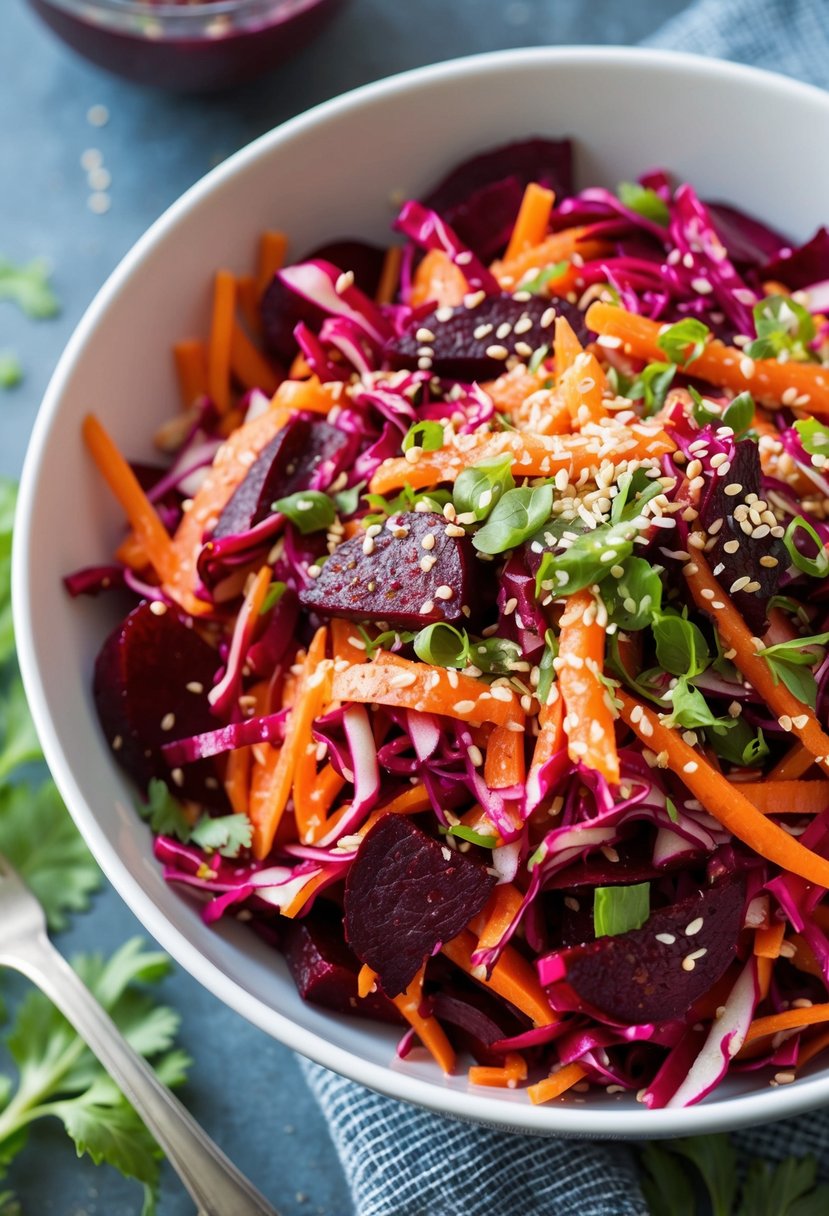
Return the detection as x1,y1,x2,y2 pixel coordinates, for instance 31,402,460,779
414,622,470,669
657,318,711,367
610,467,663,525
273,489,335,535
602,556,663,631
738,1154,829,1216
618,182,671,226
402,420,445,453
626,361,676,416
0,353,22,391
0,677,43,780
453,454,515,522
794,417,829,462
639,1142,696,1216
670,1136,738,1216
652,611,710,678
190,813,252,858
333,480,365,517
783,516,829,579
0,940,190,1216
520,262,569,294
137,779,191,842
0,257,60,319
758,631,829,709
664,676,730,731
473,484,553,555
707,716,769,768
259,580,286,615
447,825,498,848
722,390,755,438
593,883,650,938
0,782,100,932
745,294,816,363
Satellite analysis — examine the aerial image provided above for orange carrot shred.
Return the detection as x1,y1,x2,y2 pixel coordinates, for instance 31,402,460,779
553,315,583,383
391,967,456,1075
207,269,236,414
797,1026,829,1070
82,414,178,586
743,1003,829,1045
475,885,524,955
484,725,527,789
257,230,288,298
229,323,279,395
558,590,619,785
734,780,829,816
442,929,556,1028
491,228,607,290
468,1053,528,1089
357,964,378,999
224,744,252,815
769,743,814,781
173,339,208,408
527,1063,587,1105
375,245,403,305
503,183,555,263
754,920,786,959
410,249,468,309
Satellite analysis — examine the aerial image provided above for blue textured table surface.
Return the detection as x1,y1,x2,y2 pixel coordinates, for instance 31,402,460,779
1,1,689,1211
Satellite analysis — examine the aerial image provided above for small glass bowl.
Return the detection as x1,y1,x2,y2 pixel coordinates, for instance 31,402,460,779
27,0,345,92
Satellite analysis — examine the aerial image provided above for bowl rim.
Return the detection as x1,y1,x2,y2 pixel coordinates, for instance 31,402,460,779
15,44,829,1137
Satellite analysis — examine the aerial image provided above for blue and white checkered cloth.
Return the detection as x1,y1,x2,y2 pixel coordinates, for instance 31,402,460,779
301,4,829,1212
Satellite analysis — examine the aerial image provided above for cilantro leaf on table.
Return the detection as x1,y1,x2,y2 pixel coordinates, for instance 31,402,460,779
738,1155,829,1216
0,940,190,1216
0,257,60,319
0,677,43,780
0,354,22,392
639,1141,696,1216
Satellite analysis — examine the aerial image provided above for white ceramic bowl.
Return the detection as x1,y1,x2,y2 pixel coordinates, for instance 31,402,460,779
15,47,829,1137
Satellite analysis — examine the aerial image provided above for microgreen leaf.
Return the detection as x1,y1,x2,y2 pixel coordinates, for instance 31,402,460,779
472,484,553,555
593,883,650,938
447,825,498,848
758,631,829,709
413,622,471,668
536,629,558,706
259,580,286,616
602,556,663,631
626,361,676,416
722,391,755,437
794,417,829,462
453,454,515,522
617,182,671,226
783,516,829,579
528,344,550,374
520,262,569,294
536,513,650,599
190,813,252,858
273,489,335,534
745,294,816,363
652,611,710,678
469,635,523,675
657,318,711,367
664,677,731,730
333,480,365,516
707,717,769,768
401,420,445,453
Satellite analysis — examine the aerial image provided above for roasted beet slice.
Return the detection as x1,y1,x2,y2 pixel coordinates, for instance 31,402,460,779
93,601,225,806
344,814,496,997
299,510,475,629
557,880,744,1024
423,138,573,225
697,439,783,632
213,415,348,540
283,902,400,1024
386,294,588,381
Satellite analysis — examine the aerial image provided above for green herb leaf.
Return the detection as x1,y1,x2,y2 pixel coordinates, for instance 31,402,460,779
617,182,671,226
723,391,756,437
357,626,415,660
273,489,335,534
528,344,549,374
536,629,558,706
794,417,829,462
626,361,676,416
535,516,645,598
639,1142,697,1216
594,883,650,938
602,556,663,631
520,262,569,294
707,717,769,768
469,635,523,675
137,779,191,842
745,294,816,363
688,384,723,428
0,676,43,780
783,516,829,579
447,825,498,848
413,622,470,668
758,631,829,710
652,611,710,678
665,797,679,824
670,1135,738,1216
473,484,553,555
259,580,286,616
657,318,711,367
0,352,22,390
402,420,445,453
453,454,515,522
190,813,252,858
738,1154,829,1216
0,257,60,319
333,481,365,517
610,467,663,525
664,676,730,730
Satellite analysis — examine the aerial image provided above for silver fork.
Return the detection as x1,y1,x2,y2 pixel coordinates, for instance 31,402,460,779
0,851,281,1216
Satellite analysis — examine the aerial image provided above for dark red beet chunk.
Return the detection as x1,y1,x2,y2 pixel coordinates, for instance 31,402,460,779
424,138,573,227
283,902,400,1024
299,511,475,629
697,440,783,633
344,814,496,998
213,415,348,540
93,601,225,807
557,879,744,1024
386,294,589,381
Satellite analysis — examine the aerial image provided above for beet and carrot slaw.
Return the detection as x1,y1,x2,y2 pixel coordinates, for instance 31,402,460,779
68,136,829,1108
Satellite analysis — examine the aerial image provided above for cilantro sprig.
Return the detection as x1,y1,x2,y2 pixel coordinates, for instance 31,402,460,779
745,294,816,363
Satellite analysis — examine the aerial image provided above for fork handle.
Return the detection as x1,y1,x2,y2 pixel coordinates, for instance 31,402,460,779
3,932,281,1216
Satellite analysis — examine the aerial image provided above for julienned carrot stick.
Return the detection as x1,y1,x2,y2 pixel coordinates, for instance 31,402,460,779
356,785,433,839
560,351,608,429
491,227,607,289
469,1052,528,1088
391,967,456,1075
235,275,262,338
484,724,527,789
331,654,524,728
207,270,235,414
684,549,829,779
257,230,288,298
734,780,829,816
173,339,208,408
357,964,378,999
280,870,331,919
527,1063,587,1105
249,627,330,859
442,929,556,1028
769,742,814,781
166,404,292,614
553,315,583,384
503,183,555,263
409,249,468,309
797,1026,829,1069
743,1003,829,1045
754,920,786,959
375,245,403,306
475,885,524,954
272,375,342,415
330,618,372,666
82,414,178,586
530,695,564,771
617,691,829,888
368,424,675,495
558,590,619,785
585,301,829,415
229,323,279,395
224,743,252,815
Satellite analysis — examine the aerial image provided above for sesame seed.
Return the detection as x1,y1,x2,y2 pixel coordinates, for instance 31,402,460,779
420,555,436,572
186,681,204,694
473,323,494,340
362,536,375,555
463,288,485,306
685,917,704,936
452,700,476,714
415,327,435,343
778,715,793,732
149,600,168,616
792,714,810,729
435,585,454,601
160,712,176,732
389,671,417,688
541,307,556,328
335,270,355,294
112,735,123,751
485,344,509,360
467,744,483,767
683,760,699,774
655,933,676,945
730,575,750,593
681,955,697,972
420,600,434,615
171,767,184,787
774,1071,796,1085
723,483,743,497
